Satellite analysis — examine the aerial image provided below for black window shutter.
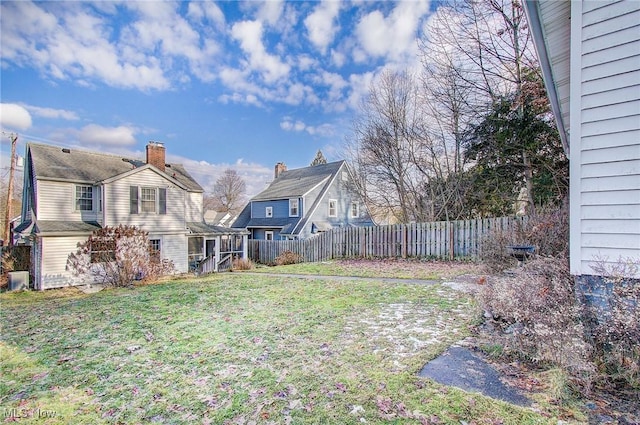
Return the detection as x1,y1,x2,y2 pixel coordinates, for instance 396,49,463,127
159,188,167,215
130,186,138,214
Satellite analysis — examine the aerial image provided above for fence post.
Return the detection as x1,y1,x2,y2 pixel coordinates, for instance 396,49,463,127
449,223,455,260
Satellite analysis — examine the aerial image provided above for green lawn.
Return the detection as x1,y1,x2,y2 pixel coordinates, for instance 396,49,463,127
1,273,568,424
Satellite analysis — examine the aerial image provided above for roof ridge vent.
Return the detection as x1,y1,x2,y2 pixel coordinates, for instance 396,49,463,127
62,148,71,154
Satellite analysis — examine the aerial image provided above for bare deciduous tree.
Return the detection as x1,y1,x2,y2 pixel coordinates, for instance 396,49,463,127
347,70,428,224
207,169,247,215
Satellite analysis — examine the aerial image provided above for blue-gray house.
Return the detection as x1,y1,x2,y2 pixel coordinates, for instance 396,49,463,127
232,160,375,240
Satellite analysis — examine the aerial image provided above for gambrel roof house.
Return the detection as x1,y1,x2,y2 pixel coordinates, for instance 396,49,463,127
14,142,248,290
524,1,639,294
232,159,375,239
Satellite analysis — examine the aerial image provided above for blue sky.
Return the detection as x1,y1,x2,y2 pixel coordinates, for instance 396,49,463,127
1,0,437,197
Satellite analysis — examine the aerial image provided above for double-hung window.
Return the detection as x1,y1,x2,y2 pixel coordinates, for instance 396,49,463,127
141,187,156,213
265,206,273,218
75,185,93,211
328,199,337,217
350,202,359,218
289,198,299,217
149,239,161,259
130,186,167,215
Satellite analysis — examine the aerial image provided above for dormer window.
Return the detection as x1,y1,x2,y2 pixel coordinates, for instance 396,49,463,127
75,185,93,211
289,198,299,217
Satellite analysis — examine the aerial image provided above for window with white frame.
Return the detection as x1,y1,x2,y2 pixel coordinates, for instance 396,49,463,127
75,185,93,211
141,187,156,213
130,186,167,215
328,199,337,217
149,239,161,258
289,198,299,217
350,201,359,218
265,231,274,240
266,206,273,218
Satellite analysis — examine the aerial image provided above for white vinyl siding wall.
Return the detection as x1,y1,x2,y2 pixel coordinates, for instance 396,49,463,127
186,192,203,222
572,0,640,276
40,236,94,290
36,180,100,222
149,232,188,273
103,169,186,232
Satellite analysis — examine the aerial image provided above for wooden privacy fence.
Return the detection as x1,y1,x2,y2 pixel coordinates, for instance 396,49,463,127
249,216,526,265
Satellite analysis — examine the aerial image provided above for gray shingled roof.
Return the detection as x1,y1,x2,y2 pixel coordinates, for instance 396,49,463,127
28,143,203,192
187,222,249,235
251,160,345,201
22,220,102,235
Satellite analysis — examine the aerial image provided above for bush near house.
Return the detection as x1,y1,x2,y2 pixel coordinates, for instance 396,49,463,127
274,250,302,266
478,203,640,395
66,225,174,287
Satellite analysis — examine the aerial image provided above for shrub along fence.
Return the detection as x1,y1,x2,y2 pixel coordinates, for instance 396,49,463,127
248,216,526,265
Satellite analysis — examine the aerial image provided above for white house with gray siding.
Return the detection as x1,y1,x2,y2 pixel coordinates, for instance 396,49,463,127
524,0,640,290
14,142,248,290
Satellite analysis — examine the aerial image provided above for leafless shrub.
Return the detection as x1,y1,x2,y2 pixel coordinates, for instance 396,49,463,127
479,202,569,272
232,258,254,271
66,225,175,288
0,250,13,289
479,257,595,391
274,250,302,266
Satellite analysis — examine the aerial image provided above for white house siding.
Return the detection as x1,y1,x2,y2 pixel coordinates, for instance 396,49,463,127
185,192,203,223
36,180,99,222
148,231,188,273
572,0,640,277
103,169,187,233
39,235,91,290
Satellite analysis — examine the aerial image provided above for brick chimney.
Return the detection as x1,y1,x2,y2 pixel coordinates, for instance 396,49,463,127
275,162,287,179
146,141,166,172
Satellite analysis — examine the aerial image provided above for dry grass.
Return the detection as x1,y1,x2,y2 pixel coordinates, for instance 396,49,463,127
0,272,562,424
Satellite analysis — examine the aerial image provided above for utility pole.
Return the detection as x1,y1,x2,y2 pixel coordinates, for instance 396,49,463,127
3,133,18,246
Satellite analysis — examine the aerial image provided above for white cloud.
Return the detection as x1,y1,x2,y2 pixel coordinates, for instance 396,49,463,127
256,0,285,27
297,54,317,71
304,1,342,54
0,2,171,90
0,1,228,90
347,71,375,110
187,1,225,29
76,124,137,147
280,117,334,137
178,156,272,199
355,0,430,62
231,20,291,84
24,105,79,121
331,49,347,68
0,103,32,131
